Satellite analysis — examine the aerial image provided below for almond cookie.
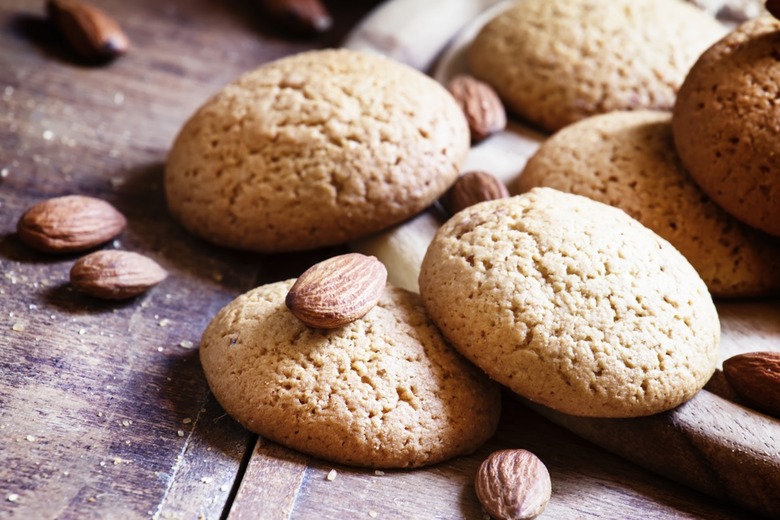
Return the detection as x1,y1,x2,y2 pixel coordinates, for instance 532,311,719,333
673,16,780,237
419,188,720,418
517,110,780,298
166,49,469,253
199,280,501,468
467,0,725,132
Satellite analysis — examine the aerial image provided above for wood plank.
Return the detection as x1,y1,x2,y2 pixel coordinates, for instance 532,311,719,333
229,397,755,519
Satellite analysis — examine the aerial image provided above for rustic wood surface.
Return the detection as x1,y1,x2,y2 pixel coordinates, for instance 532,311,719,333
0,0,776,519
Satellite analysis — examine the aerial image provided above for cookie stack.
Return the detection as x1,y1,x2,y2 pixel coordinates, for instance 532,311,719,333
169,49,503,469
509,9,780,298
419,0,779,422
167,1,778,471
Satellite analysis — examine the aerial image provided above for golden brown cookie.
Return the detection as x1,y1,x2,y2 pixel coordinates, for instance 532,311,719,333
199,280,501,468
166,49,469,253
517,110,780,297
419,188,720,418
467,0,725,132
672,16,780,237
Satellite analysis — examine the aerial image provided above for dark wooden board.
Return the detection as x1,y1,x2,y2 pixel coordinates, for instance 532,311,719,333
0,0,776,518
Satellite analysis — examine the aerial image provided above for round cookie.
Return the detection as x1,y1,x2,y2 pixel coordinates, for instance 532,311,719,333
673,16,780,237
199,280,501,468
517,110,780,298
419,188,720,418
166,49,469,253
467,0,726,132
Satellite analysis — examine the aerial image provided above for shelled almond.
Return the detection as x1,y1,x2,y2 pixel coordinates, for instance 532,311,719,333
17,195,127,254
286,253,387,329
70,250,167,300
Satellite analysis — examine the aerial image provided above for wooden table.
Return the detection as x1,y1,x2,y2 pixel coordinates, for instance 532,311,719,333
0,1,767,518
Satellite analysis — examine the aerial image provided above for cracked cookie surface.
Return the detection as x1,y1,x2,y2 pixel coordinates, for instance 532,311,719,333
419,188,720,418
467,0,725,132
199,280,501,468
517,110,780,297
672,16,780,237
166,49,469,252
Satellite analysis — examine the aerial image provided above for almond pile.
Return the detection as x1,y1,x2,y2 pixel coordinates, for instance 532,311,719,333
16,195,166,300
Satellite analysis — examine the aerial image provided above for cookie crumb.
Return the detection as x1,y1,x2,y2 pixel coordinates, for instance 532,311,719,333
326,469,337,481
177,430,185,437
368,511,378,518
121,420,132,427
373,470,385,476
11,322,25,332
182,418,192,424
26,435,36,442
178,340,194,350
7,493,19,502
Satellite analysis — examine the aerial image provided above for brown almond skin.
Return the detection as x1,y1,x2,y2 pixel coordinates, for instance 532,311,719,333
475,449,551,520
443,171,510,215
70,250,167,300
17,195,127,254
723,351,780,418
47,0,129,62
767,0,780,20
286,253,387,329
258,0,333,35
447,74,507,143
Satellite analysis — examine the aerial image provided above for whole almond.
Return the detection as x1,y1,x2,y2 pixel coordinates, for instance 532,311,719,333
723,351,780,418
259,0,333,35
70,250,167,300
443,171,510,215
475,449,551,520
286,253,387,329
47,0,129,62
17,195,127,254
767,0,780,20
447,74,507,143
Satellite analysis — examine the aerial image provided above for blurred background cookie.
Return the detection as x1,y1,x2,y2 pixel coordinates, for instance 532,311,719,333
673,16,780,237
200,280,501,468
517,110,780,297
466,0,725,132
166,49,469,253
